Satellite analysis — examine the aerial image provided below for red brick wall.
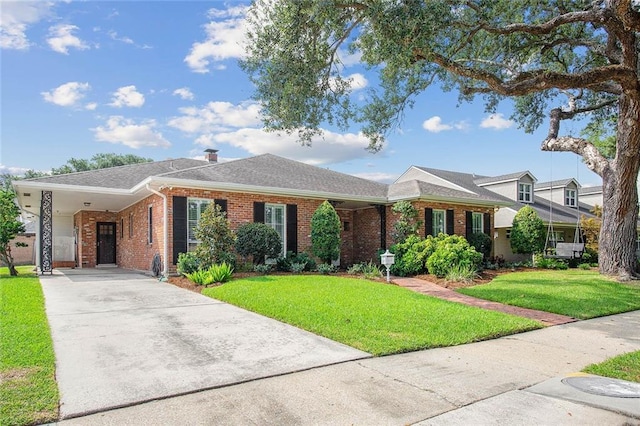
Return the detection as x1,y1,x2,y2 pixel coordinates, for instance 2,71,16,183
116,194,165,272
74,210,118,268
73,187,495,271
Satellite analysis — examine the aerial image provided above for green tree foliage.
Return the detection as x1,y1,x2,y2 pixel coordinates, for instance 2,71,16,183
235,222,282,264
0,189,26,276
467,232,492,260
391,200,422,244
242,1,640,278
193,203,236,268
310,201,341,264
51,153,152,175
510,206,546,256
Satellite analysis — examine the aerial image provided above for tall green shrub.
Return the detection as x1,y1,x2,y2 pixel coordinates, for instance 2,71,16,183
235,222,282,264
193,203,236,268
510,206,546,259
0,189,25,276
426,235,482,278
311,201,341,264
467,232,492,260
391,200,422,244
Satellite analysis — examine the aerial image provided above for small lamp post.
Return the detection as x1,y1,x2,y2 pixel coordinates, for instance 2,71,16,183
380,249,395,283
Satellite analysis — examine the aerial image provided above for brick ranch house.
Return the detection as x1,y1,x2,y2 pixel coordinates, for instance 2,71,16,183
13,151,511,275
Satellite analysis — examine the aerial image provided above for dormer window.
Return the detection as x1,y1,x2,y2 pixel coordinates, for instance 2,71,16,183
518,183,532,203
565,189,577,206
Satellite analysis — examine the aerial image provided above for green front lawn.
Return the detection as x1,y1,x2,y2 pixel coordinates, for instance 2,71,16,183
458,269,640,319
0,266,58,426
583,350,640,383
204,275,541,356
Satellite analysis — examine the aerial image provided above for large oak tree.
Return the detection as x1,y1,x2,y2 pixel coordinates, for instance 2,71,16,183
242,0,640,279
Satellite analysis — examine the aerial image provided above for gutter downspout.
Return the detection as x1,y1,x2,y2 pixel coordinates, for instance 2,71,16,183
146,184,168,277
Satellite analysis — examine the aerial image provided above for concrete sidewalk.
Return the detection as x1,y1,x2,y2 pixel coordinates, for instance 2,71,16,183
58,309,640,425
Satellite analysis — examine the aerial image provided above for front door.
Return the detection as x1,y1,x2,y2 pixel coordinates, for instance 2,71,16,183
97,222,116,264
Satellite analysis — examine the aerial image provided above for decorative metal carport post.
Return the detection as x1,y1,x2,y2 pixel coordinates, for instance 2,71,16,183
40,190,53,274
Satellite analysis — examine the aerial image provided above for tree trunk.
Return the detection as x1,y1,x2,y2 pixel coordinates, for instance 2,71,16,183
0,247,18,276
598,92,640,280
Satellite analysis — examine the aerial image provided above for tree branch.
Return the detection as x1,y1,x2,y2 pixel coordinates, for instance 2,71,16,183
479,7,604,36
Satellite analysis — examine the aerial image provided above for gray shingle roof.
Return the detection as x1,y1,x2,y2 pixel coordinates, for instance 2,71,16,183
535,179,577,190
388,179,509,204
410,167,513,204
579,185,602,195
511,199,595,224
24,158,207,189
159,154,389,199
473,171,533,185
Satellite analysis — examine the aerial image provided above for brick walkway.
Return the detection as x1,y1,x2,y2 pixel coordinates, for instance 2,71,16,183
393,277,577,326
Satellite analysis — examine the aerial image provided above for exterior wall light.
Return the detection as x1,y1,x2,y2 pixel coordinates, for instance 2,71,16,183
380,249,395,283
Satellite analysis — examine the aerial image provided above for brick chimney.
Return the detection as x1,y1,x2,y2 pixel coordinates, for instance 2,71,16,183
204,149,218,163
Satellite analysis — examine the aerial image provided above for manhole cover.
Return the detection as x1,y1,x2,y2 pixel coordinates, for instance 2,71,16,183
562,376,640,398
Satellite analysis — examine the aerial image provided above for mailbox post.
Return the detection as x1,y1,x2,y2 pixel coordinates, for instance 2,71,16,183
380,250,395,283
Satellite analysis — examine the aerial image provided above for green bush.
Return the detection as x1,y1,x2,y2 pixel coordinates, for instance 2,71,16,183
184,262,234,285
578,263,592,270
235,222,282,264
445,263,479,284
193,203,236,269
253,263,272,275
391,200,422,244
467,232,492,260
390,234,439,276
348,261,382,279
535,256,569,270
311,201,342,264
209,262,234,283
316,263,337,274
177,252,201,276
426,235,482,278
276,251,317,272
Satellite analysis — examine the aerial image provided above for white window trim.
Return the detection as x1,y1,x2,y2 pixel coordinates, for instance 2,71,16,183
472,212,484,234
565,189,577,207
187,198,211,251
265,203,286,257
432,209,446,236
518,182,533,203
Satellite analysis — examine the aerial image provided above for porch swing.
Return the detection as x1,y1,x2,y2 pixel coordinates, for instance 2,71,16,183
543,151,585,260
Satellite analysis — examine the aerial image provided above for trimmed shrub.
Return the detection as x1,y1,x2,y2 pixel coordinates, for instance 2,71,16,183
534,256,569,270
311,201,341,264
510,206,545,256
193,203,236,269
235,222,282,264
467,232,492,260
426,235,482,278
389,234,439,277
316,263,337,274
177,252,200,276
253,263,272,275
276,251,316,272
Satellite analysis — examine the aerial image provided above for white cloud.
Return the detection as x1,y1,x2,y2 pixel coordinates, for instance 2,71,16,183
93,116,170,149
422,116,452,133
0,164,31,176
41,82,91,107
337,48,362,67
173,87,194,100
168,101,262,133
480,113,514,130
198,128,375,166
184,5,248,73
350,172,397,183
85,102,98,111
107,30,133,44
328,73,368,93
47,24,89,54
109,85,145,108
0,1,53,50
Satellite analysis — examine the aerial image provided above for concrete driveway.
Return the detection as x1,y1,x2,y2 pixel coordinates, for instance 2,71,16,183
41,268,369,419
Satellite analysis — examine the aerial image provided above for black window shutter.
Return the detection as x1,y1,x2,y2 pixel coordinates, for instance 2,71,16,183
214,199,227,213
446,209,454,235
286,204,298,254
379,206,387,249
484,212,491,235
425,208,433,236
465,211,473,238
254,202,265,222
172,196,187,265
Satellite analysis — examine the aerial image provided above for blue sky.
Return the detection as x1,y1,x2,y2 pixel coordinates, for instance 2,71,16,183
1,1,601,186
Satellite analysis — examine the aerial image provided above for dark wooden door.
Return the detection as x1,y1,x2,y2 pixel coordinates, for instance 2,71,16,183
97,222,116,264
